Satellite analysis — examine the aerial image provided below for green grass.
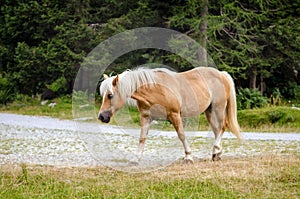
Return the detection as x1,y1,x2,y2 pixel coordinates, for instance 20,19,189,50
1,96,300,132
0,95,73,119
0,155,299,198
238,106,300,132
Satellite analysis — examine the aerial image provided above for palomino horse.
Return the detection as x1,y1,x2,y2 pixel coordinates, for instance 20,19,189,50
98,67,241,163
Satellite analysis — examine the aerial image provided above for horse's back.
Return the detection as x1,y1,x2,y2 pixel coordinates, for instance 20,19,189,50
151,67,228,117
176,67,217,116
177,67,229,116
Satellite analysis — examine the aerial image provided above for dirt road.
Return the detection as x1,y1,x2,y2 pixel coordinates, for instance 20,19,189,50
0,113,299,172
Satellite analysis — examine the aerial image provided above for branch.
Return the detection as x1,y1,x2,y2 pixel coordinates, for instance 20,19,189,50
222,27,245,46
238,2,261,13
238,2,280,13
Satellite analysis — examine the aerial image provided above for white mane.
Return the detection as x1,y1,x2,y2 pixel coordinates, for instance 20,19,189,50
101,68,175,100
100,77,114,96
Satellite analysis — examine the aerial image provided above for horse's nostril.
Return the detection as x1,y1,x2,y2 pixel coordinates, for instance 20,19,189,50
99,114,104,122
98,112,111,123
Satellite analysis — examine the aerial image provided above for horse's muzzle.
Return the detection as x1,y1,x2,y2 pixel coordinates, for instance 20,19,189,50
98,111,111,123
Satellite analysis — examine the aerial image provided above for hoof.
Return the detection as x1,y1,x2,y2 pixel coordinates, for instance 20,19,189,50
183,157,194,164
212,153,222,161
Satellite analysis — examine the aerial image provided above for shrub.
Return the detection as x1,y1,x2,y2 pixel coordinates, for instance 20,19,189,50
0,75,15,105
46,76,67,95
268,110,284,123
282,82,300,102
237,88,268,110
270,88,282,106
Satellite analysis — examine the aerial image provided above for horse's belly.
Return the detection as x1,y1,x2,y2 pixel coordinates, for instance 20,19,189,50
149,104,202,119
180,101,204,117
149,104,168,120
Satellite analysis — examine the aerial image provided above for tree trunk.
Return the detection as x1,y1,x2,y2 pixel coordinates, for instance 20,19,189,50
249,66,257,89
199,0,208,66
259,72,265,94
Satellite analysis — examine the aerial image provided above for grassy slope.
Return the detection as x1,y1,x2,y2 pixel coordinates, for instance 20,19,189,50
1,96,300,132
0,155,299,198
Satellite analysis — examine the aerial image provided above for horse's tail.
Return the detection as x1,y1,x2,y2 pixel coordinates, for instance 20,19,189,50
222,72,242,140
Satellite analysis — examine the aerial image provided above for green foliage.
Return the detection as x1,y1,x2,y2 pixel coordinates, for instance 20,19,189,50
237,88,268,109
72,90,89,104
0,0,299,101
46,77,67,94
0,74,15,105
1,0,98,95
14,94,34,104
170,0,299,94
282,82,300,102
238,107,300,130
268,110,285,123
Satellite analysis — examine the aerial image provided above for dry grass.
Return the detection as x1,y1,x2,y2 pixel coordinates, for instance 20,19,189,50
0,155,299,198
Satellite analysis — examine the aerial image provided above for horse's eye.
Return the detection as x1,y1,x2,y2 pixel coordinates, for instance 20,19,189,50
107,94,113,99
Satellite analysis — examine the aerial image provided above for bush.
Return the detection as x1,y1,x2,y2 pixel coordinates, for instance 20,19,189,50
268,110,284,123
46,76,67,95
237,88,268,110
282,82,300,101
237,106,300,131
0,75,15,105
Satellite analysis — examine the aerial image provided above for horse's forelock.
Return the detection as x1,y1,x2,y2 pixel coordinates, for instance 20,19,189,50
100,78,113,96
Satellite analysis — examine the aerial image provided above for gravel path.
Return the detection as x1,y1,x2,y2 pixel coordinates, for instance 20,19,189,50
0,113,299,172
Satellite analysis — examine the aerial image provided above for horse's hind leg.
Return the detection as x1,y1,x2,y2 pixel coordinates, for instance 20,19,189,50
205,104,226,161
168,112,193,163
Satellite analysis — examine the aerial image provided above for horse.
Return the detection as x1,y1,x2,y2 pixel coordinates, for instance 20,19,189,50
98,67,241,163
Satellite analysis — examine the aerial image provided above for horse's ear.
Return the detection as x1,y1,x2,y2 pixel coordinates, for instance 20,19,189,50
112,75,119,86
103,74,109,80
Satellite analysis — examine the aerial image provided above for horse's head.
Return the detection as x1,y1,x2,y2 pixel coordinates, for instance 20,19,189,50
98,74,125,123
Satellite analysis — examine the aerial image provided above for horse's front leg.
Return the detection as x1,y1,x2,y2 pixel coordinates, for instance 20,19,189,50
135,111,151,162
168,112,193,163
